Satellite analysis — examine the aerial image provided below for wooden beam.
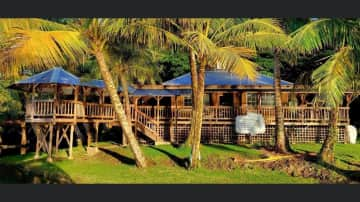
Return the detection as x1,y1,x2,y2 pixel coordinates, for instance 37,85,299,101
94,122,99,151
47,124,54,162
33,124,41,159
68,124,74,159
20,122,27,155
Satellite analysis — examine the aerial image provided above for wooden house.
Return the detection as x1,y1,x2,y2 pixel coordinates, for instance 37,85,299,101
9,67,351,160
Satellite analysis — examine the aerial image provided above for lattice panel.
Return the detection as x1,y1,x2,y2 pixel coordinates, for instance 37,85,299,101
170,124,346,144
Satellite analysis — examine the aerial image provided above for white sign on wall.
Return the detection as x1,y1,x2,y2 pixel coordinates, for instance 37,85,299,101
235,112,266,135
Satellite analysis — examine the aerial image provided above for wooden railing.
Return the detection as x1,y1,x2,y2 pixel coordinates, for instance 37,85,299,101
25,100,350,124
85,103,115,119
135,109,158,132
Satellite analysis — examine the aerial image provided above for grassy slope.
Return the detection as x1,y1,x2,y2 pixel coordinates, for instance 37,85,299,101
0,143,319,184
292,143,360,170
4,142,360,184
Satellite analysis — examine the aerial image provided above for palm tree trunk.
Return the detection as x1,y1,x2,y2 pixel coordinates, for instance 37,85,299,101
190,57,206,169
119,70,131,145
318,106,338,164
94,48,147,168
184,49,198,146
119,70,131,123
274,50,290,153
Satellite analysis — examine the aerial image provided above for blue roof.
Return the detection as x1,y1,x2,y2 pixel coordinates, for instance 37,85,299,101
14,67,80,86
80,79,136,93
162,70,293,86
132,89,191,96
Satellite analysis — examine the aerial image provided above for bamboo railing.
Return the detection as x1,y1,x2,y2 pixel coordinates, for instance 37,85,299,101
25,100,350,124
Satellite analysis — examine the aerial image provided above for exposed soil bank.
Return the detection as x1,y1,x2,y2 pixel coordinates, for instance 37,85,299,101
0,164,73,184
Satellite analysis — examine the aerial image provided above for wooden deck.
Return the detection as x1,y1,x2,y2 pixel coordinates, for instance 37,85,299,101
25,100,350,125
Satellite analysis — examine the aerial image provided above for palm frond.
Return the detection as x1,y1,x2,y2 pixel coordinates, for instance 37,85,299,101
210,46,258,80
287,18,356,54
229,32,290,51
214,18,284,43
0,30,88,73
0,18,71,32
311,46,355,107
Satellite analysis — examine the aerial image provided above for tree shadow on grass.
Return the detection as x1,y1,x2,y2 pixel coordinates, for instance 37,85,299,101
340,159,360,168
0,158,74,184
303,153,360,182
204,143,273,156
98,148,135,165
148,146,189,169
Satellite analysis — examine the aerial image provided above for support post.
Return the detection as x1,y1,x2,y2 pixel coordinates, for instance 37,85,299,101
47,124,54,162
68,124,74,159
20,122,27,155
94,122,99,151
156,96,160,126
55,125,60,154
33,124,41,159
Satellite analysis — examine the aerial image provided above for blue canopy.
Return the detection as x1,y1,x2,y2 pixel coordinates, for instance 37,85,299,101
162,70,293,86
132,89,191,96
80,79,136,93
13,67,80,86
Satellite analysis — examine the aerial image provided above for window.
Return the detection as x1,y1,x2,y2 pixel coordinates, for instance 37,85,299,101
247,92,258,106
204,94,210,106
184,96,192,106
247,92,275,106
184,94,210,106
261,93,275,106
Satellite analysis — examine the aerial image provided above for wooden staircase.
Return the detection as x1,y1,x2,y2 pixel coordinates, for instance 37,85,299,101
133,109,160,142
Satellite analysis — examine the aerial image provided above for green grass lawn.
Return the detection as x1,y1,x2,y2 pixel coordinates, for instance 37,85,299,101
1,142,359,184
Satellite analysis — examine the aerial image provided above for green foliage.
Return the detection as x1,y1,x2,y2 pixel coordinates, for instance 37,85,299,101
0,80,24,120
158,50,190,81
254,53,274,76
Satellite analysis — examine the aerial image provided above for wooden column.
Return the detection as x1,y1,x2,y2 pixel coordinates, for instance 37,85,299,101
345,93,353,107
240,91,247,114
156,96,160,125
134,97,139,137
94,122,99,151
47,124,54,162
20,122,27,155
33,124,41,159
55,126,60,154
68,124,74,159
74,86,79,121
257,92,262,113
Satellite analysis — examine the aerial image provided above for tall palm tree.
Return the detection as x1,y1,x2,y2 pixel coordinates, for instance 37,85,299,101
288,18,360,163
0,18,150,168
105,43,162,144
163,18,287,168
227,26,291,153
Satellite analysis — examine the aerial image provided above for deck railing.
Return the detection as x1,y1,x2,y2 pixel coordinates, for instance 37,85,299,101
25,100,350,123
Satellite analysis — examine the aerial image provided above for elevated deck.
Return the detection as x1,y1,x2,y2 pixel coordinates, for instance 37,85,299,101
25,100,350,124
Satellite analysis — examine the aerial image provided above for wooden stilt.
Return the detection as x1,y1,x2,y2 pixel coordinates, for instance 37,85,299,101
20,122,27,155
55,125,60,154
69,124,74,159
47,124,54,162
94,122,99,151
33,124,41,159
84,123,93,148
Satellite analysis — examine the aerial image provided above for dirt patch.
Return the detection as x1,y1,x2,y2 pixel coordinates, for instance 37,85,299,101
204,151,355,184
237,153,353,184
0,164,73,184
204,154,239,171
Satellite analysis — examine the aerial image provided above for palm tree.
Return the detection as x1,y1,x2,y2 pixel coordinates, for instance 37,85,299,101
0,18,150,168
227,26,292,153
288,19,360,163
163,18,287,168
105,42,162,144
